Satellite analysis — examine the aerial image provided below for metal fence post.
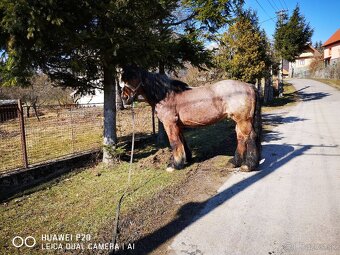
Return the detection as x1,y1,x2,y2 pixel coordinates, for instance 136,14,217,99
17,99,29,168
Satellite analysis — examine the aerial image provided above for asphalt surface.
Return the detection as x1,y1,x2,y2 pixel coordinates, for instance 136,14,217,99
169,79,340,255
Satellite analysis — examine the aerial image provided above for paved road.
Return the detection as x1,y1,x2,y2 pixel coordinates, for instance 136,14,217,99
169,79,340,255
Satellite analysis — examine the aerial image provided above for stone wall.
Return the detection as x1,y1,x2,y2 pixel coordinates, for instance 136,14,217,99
0,150,100,201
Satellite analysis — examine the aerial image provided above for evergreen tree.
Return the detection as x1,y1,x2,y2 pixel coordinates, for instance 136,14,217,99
314,40,323,53
216,10,272,84
274,5,313,62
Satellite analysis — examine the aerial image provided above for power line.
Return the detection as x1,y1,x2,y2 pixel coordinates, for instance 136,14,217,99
269,0,280,11
260,16,276,24
277,0,285,9
254,0,276,24
266,0,278,12
283,0,289,10
278,0,289,10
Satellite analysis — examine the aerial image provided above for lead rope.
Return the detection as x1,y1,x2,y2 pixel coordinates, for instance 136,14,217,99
109,103,135,255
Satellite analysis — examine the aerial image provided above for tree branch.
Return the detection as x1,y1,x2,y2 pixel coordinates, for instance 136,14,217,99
165,11,197,27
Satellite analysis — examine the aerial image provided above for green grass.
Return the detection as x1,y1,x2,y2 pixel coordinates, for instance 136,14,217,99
311,78,340,90
0,162,187,254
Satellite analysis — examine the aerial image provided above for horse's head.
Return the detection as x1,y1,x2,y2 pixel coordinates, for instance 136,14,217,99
121,86,138,105
121,65,143,105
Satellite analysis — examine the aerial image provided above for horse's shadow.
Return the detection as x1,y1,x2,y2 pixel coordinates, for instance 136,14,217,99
184,120,236,162
118,142,318,255
124,120,236,163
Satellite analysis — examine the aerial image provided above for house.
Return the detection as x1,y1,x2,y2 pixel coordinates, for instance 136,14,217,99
322,28,340,66
289,44,321,78
71,89,105,105
71,84,144,106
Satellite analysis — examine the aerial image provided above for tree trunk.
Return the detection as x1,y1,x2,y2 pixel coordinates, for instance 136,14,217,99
157,63,168,146
264,77,273,104
26,106,30,118
116,77,124,110
159,61,165,75
33,103,40,121
102,65,117,164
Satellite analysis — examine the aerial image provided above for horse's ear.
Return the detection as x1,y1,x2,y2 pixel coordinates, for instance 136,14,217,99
121,64,140,82
122,63,138,72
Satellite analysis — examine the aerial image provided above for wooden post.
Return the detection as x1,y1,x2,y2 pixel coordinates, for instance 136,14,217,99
18,100,28,168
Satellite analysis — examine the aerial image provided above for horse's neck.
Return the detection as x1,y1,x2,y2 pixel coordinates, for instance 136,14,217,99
140,90,155,108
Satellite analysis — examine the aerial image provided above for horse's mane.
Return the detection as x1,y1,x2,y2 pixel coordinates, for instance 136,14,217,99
122,66,191,105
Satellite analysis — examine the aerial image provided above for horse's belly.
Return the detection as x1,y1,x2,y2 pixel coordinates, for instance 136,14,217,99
179,105,226,127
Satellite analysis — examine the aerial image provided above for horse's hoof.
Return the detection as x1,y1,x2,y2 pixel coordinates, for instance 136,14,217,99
226,161,236,168
166,166,175,172
240,165,251,172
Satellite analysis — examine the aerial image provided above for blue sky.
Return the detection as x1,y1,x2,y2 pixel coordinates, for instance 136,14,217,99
244,0,340,44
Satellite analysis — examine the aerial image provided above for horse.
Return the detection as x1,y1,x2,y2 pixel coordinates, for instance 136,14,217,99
121,66,262,172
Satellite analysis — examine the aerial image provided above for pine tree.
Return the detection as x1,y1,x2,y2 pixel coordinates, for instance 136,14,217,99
216,10,272,84
274,5,313,62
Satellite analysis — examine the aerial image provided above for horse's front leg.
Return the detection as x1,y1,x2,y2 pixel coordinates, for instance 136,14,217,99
180,133,192,163
163,122,186,172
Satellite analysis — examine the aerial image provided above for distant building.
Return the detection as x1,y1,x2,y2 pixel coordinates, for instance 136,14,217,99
322,28,340,66
71,89,105,105
289,44,321,78
0,100,18,122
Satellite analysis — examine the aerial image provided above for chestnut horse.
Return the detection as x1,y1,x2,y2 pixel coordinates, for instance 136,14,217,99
121,66,261,172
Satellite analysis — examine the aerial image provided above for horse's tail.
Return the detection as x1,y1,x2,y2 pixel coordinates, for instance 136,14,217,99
253,87,262,161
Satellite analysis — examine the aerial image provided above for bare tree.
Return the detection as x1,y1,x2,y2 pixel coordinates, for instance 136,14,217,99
1,74,73,119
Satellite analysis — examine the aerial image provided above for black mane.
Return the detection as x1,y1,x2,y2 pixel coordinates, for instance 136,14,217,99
122,66,191,104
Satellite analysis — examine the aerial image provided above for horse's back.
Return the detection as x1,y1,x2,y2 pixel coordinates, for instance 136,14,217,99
211,79,254,92
172,79,255,126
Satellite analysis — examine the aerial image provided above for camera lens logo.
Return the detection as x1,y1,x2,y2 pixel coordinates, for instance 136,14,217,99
12,236,36,248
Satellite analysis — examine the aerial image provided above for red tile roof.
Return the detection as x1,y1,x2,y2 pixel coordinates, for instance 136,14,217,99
323,29,340,47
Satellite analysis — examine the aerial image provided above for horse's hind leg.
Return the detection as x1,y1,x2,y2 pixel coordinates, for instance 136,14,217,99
163,122,186,171
229,121,249,168
234,120,259,171
244,128,260,171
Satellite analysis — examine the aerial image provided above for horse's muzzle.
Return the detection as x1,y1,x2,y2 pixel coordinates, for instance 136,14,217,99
121,93,134,105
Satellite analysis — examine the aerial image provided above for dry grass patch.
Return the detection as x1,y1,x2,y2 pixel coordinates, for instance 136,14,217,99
311,78,340,90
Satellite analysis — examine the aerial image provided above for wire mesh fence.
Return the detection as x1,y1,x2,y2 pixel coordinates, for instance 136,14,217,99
0,101,156,173
0,102,23,171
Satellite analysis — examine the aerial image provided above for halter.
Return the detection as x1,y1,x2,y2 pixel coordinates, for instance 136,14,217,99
124,81,143,102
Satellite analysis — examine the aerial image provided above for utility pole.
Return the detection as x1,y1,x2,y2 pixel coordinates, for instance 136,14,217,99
276,9,288,97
